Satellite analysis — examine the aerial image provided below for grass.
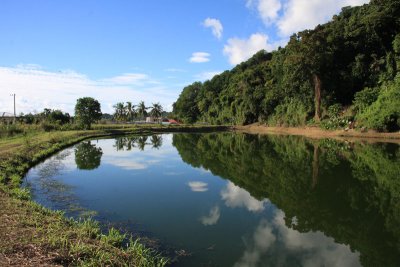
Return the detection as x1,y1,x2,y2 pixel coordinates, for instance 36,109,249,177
0,123,229,266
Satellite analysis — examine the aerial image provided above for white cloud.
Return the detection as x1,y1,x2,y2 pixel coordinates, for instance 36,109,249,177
200,205,221,226
223,33,275,65
203,18,223,39
195,71,223,81
188,181,208,192
221,181,268,212
102,73,153,85
247,0,282,25
254,0,370,37
189,52,211,63
0,66,178,114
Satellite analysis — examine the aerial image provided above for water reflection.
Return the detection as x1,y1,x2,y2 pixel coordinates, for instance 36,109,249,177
187,181,208,192
200,205,220,226
24,133,400,267
173,133,400,266
235,211,361,267
75,141,103,170
24,150,96,217
114,135,164,151
221,181,267,213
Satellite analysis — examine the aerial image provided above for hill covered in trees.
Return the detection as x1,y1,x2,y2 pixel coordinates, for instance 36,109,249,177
173,0,400,132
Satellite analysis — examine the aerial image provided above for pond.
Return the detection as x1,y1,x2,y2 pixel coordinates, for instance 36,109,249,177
24,133,400,267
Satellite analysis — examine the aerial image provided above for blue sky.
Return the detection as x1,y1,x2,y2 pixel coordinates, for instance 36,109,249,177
0,0,369,114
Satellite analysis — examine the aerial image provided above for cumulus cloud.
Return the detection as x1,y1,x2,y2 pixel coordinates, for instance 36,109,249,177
188,181,208,192
200,205,221,226
195,70,223,81
221,181,268,212
0,65,178,114
230,0,369,65
223,33,276,65
248,0,370,37
203,18,223,39
247,0,282,25
189,52,211,63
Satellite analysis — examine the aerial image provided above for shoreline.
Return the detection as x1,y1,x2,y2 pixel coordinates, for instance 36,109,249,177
0,125,227,266
233,124,400,144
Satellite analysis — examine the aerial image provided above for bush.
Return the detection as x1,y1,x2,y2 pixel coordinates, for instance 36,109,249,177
357,78,400,132
353,87,380,114
268,98,310,126
327,103,342,118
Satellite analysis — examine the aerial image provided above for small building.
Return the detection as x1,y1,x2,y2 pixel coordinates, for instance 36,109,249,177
145,117,155,123
161,119,179,125
168,119,179,124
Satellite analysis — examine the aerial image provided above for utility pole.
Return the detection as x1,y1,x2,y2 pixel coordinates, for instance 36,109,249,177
10,93,16,121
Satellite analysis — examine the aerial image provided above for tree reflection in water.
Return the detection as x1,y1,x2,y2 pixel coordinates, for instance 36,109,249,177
172,133,400,267
75,141,103,170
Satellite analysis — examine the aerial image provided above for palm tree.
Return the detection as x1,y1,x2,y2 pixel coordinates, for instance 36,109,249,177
150,103,163,122
137,136,149,151
125,102,136,122
113,102,126,121
150,135,163,149
136,101,148,120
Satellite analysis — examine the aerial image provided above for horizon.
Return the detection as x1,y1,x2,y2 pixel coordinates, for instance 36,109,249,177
0,0,369,115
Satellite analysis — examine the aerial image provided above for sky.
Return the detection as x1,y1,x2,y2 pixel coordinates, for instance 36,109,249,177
0,0,369,115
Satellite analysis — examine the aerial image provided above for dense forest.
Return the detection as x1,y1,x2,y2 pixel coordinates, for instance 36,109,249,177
173,0,400,132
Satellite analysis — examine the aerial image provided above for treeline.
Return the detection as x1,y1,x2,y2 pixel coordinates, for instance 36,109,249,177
173,0,400,132
112,101,165,122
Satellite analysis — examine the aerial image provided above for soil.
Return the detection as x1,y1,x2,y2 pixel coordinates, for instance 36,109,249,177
233,124,400,144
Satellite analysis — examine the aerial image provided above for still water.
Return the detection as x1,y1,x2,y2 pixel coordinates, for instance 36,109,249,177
24,133,400,266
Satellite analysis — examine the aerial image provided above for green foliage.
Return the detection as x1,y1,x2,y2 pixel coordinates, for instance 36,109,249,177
173,1,400,130
75,97,102,129
357,77,400,132
353,87,380,113
268,98,310,126
173,82,201,123
100,227,126,247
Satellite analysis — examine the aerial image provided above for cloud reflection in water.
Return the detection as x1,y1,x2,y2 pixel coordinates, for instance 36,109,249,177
200,205,221,226
234,210,361,267
221,181,268,212
188,181,208,192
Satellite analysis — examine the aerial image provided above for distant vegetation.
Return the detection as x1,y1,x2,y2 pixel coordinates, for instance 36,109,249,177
112,101,165,122
173,0,400,132
0,98,171,138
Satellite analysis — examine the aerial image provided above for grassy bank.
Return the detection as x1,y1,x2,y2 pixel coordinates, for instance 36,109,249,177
0,124,229,266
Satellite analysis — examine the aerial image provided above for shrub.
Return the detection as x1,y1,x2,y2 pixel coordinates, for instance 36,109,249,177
357,77,400,132
268,98,310,126
353,87,380,114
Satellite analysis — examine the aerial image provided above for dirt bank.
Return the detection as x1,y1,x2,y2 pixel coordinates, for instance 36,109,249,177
233,124,400,144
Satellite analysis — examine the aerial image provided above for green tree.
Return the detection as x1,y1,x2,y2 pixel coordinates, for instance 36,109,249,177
126,101,136,121
74,97,102,129
113,102,126,121
150,103,163,122
136,101,148,120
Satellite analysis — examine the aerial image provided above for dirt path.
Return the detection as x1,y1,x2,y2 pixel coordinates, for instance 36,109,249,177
233,124,400,144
